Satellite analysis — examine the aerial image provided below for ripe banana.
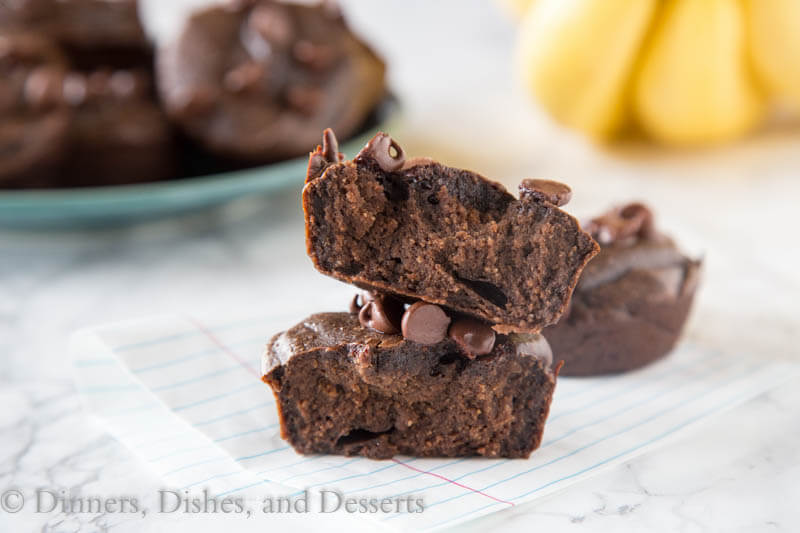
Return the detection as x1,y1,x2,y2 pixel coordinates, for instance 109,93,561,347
516,0,658,139
632,0,763,146
744,0,800,112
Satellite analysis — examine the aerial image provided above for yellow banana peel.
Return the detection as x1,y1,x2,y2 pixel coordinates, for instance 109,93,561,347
517,0,658,139
633,0,763,146
744,0,800,112
514,0,800,146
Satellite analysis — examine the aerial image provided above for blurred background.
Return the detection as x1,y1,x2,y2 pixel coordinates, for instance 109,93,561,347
1,1,799,530
2,0,797,378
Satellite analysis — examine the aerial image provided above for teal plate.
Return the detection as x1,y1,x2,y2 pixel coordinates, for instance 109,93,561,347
0,98,398,229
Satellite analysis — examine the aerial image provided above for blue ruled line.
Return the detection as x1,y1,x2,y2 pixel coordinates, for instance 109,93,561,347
213,424,278,443
151,365,245,392
552,340,708,402
279,458,361,484
421,368,769,531
340,347,724,498
391,358,759,525
382,352,731,507
142,421,279,462
110,313,284,353
173,382,261,411
548,348,726,422
131,334,268,374
304,461,400,489
194,401,275,427
236,446,291,462
131,347,218,374
133,403,277,451
85,312,778,533
254,455,325,476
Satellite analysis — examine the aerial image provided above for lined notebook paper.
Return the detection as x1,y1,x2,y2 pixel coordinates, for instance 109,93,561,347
70,310,798,531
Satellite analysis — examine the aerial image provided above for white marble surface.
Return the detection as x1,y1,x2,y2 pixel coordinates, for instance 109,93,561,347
2,1,800,531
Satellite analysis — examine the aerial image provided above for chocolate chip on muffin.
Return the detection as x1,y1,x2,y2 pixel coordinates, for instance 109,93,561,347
262,129,598,459
263,312,558,459
302,130,599,334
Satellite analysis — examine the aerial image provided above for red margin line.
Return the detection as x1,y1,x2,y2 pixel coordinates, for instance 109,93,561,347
391,458,514,507
187,317,512,507
185,316,260,377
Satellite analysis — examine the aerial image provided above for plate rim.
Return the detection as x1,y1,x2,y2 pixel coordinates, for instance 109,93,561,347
0,96,400,212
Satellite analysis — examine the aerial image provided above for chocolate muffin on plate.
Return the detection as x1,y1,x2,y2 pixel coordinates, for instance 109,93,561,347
157,0,386,162
0,32,70,188
60,68,176,186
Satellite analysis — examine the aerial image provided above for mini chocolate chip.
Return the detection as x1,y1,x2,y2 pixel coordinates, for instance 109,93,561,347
511,333,553,367
24,66,63,110
286,85,322,115
586,203,655,245
357,132,405,172
224,62,264,93
109,70,148,99
248,3,293,47
109,71,135,97
62,73,87,106
307,153,327,182
361,291,379,303
448,318,495,358
401,302,451,345
584,218,614,245
358,295,403,334
308,128,343,181
619,202,654,237
322,128,340,163
348,290,376,314
86,70,111,98
293,40,336,70
519,179,572,207
175,86,218,117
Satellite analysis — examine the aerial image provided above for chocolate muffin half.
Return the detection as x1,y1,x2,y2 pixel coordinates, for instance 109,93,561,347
303,130,599,334
543,203,701,376
263,312,558,459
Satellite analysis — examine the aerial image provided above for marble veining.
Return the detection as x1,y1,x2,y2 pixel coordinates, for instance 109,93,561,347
2,1,800,531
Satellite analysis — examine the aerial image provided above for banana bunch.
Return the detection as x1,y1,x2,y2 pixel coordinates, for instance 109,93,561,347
512,0,800,146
